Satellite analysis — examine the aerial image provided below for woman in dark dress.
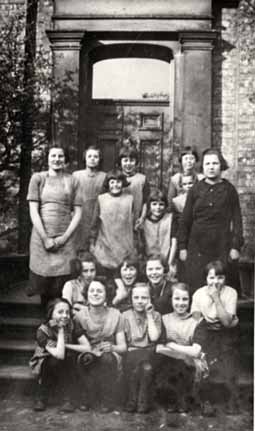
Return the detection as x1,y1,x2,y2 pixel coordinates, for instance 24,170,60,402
178,148,243,295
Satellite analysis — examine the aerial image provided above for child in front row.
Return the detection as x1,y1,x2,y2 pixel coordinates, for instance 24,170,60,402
191,260,240,415
118,138,150,230
141,188,177,279
90,169,136,275
155,282,205,413
29,298,90,412
122,283,161,413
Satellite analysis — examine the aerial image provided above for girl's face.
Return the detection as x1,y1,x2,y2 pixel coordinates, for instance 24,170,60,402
81,261,96,287
48,148,65,171
87,281,106,307
181,153,196,173
150,200,166,220
132,286,151,313
120,263,137,286
181,175,194,193
207,268,225,290
121,156,137,176
203,154,221,181
172,288,189,315
146,259,164,286
86,149,100,169
52,302,70,326
108,178,123,195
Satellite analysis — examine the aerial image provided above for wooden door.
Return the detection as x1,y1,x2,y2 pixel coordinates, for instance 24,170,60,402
88,99,172,189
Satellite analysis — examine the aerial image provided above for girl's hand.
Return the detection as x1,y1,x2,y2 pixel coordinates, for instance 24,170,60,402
43,237,55,251
179,249,187,261
134,217,144,231
145,302,154,315
53,235,66,248
89,241,96,254
208,284,219,300
168,264,177,281
229,249,240,261
98,341,113,352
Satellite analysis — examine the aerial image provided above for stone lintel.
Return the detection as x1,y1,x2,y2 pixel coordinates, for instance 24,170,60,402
46,30,85,51
179,31,218,50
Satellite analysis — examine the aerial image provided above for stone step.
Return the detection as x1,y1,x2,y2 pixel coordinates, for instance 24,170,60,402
0,281,43,319
0,317,41,340
0,339,35,365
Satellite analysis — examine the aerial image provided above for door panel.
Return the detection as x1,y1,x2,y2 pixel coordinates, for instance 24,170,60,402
89,99,172,189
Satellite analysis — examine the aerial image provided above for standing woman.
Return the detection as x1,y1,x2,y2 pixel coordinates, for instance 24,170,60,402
179,148,243,294
27,146,82,306
73,146,106,251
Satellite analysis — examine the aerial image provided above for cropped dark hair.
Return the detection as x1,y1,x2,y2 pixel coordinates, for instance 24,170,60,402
204,260,227,278
46,298,71,322
146,254,168,273
47,145,70,164
104,169,129,191
179,146,199,164
118,138,139,166
70,251,97,277
146,188,168,219
202,148,229,171
118,256,140,279
83,145,103,170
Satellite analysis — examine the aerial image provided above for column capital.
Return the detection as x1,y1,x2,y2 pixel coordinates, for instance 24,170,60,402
179,31,218,51
46,30,85,51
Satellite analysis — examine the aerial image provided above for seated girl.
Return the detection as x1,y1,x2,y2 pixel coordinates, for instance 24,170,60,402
74,281,126,412
112,257,139,312
145,255,173,315
191,260,240,415
29,298,90,412
141,189,177,279
122,283,161,413
62,251,97,314
155,283,204,413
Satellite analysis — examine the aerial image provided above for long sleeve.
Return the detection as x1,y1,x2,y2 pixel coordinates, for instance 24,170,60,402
178,187,195,250
229,185,244,251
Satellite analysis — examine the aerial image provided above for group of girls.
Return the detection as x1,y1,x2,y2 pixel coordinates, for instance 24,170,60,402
27,139,243,415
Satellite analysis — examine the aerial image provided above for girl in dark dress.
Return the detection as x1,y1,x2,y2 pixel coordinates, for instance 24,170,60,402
178,148,243,294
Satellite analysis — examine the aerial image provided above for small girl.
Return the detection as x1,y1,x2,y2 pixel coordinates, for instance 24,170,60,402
155,282,204,413
118,138,150,230
168,146,203,209
29,298,89,412
90,169,135,273
112,257,139,312
141,188,177,276
73,145,106,251
122,283,161,413
62,251,97,314
172,173,196,215
191,260,240,415
145,255,173,315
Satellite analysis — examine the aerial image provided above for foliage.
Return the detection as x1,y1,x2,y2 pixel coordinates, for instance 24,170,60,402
0,9,78,250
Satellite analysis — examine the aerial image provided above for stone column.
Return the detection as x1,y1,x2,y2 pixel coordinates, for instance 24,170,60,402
47,30,84,168
177,31,217,156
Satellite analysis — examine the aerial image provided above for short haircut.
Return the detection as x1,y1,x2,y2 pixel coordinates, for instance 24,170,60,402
179,146,199,164
146,254,168,272
104,169,129,191
47,145,70,164
119,256,139,277
171,282,190,296
146,188,168,209
202,148,229,171
204,260,227,278
118,138,139,166
131,282,151,297
70,251,97,277
83,145,103,169
46,297,71,321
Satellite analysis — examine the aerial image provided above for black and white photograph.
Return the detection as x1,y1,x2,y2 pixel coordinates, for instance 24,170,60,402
0,1,254,430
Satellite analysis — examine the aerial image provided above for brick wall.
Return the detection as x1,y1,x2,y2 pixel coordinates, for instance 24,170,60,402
212,2,255,261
